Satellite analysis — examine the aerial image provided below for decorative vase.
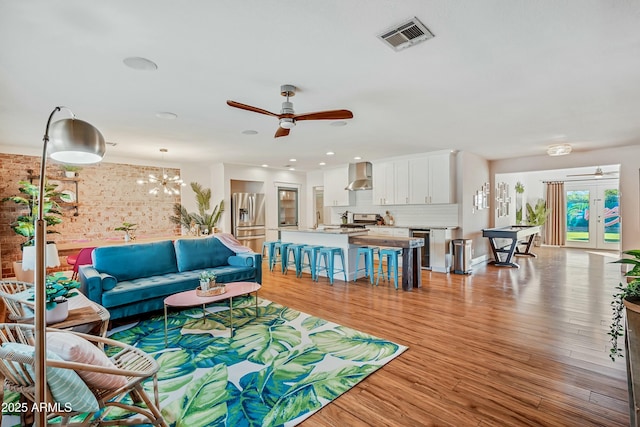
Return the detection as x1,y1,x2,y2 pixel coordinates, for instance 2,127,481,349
12,261,34,283
124,232,130,243
46,300,69,324
64,171,76,178
200,280,210,291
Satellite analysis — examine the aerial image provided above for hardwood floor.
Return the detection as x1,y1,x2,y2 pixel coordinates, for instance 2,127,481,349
257,247,628,426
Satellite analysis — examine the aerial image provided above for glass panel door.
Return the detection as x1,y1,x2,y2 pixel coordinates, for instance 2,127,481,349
565,183,620,250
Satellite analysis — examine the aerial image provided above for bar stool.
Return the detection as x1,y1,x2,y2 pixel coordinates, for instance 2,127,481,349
354,246,379,285
272,242,291,273
300,245,323,280
284,244,305,275
262,241,279,270
376,248,402,289
316,247,347,285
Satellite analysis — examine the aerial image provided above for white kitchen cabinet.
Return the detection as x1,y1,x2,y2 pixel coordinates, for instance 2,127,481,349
372,161,394,205
393,160,409,205
373,159,409,205
409,153,455,204
323,165,354,206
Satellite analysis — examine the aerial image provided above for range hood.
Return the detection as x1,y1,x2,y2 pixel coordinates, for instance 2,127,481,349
345,162,373,191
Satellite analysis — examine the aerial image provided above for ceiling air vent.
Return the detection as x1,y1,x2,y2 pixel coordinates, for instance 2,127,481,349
377,17,434,51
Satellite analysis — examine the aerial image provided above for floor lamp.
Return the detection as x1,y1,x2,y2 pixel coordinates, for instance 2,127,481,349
34,106,105,426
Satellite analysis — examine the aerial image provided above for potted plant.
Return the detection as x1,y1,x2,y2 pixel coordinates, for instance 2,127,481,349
199,270,216,291
609,250,640,361
169,182,224,235
115,222,137,242
60,164,82,178
526,199,550,246
27,273,80,324
2,180,63,280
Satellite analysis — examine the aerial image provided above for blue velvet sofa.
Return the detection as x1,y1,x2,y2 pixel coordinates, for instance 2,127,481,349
78,237,261,320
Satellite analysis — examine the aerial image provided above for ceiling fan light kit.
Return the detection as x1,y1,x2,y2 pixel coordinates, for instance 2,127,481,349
227,84,353,138
547,143,572,156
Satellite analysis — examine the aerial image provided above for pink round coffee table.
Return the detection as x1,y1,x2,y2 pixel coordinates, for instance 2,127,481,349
163,281,261,345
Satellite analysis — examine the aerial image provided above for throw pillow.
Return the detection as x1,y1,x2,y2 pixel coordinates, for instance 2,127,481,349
1,342,99,413
47,332,127,390
99,273,118,291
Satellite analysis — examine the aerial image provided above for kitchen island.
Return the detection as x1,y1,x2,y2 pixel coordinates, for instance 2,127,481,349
279,228,425,290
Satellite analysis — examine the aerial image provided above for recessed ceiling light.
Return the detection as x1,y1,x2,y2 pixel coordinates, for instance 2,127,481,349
330,121,347,127
242,130,258,135
289,158,297,162
319,162,326,166
326,151,335,156
123,57,158,70
354,156,362,160
261,164,269,168
155,112,177,120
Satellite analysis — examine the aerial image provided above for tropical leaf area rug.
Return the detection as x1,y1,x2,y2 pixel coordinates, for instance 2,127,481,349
2,296,407,426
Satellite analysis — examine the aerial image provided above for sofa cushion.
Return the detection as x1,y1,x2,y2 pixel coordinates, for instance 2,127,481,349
93,240,178,281
174,237,235,272
101,272,200,309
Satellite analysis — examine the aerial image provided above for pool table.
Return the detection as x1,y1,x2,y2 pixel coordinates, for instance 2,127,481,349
482,225,541,268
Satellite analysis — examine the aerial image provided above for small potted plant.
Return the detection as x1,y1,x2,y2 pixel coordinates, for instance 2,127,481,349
60,164,82,178
526,199,550,246
28,273,80,324
115,222,137,242
199,270,215,291
609,249,640,361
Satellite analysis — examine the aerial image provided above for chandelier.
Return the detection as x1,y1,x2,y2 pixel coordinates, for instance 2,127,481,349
137,148,185,195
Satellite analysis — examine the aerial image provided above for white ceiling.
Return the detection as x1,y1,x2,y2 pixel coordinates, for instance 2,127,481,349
1,1,639,171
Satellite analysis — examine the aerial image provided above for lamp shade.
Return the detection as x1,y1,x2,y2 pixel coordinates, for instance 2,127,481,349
22,244,60,271
48,118,106,164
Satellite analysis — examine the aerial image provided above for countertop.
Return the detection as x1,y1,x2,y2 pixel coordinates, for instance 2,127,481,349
280,228,368,235
322,224,458,230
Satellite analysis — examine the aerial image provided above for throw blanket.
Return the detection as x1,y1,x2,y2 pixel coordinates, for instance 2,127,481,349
214,232,254,253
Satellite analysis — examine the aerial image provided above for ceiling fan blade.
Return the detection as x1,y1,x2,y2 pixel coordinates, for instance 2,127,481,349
274,127,290,138
226,100,279,117
566,173,593,177
294,109,354,121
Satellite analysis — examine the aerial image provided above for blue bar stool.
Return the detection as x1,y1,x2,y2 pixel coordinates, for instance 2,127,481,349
354,246,379,285
301,245,323,280
316,247,347,285
262,241,279,270
284,244,305,275
376,248,402,289
272,242,291,272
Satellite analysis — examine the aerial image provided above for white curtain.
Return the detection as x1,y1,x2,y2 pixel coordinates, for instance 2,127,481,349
545,181,566,246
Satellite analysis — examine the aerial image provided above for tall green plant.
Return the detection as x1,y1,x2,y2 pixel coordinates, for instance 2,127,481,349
1,180,63,247
526,199,550,226
169,182,224,233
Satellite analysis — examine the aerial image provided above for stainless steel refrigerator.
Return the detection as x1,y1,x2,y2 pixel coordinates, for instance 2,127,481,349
231,193,266,253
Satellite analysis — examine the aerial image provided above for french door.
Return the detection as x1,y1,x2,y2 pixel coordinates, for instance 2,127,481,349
565,182,620,250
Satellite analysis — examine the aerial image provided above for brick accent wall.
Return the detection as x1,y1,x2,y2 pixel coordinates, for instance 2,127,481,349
0,153,181,278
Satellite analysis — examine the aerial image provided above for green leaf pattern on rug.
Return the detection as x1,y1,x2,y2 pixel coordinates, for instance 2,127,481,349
103,297,407,426
310,327,401,361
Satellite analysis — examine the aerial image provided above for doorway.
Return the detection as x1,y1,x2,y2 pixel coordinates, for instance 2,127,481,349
313,187,324,227
565,181,620,250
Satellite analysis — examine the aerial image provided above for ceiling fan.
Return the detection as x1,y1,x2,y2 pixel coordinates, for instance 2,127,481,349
226,84,353,138
566,166,618,178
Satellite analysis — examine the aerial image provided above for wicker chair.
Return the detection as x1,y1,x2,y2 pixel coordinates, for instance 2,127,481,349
0,280,35,322
0,323,167,426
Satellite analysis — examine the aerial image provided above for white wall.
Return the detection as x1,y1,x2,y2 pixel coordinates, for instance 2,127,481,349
491,145,640,251
458,151,491,259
